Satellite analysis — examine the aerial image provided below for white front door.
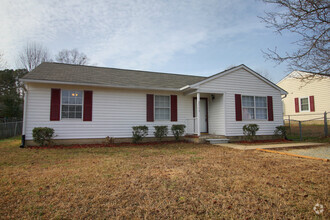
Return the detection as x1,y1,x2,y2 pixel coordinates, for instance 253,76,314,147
194,98,208,133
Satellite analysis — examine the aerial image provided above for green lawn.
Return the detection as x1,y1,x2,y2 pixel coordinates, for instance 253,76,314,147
0,137,329,219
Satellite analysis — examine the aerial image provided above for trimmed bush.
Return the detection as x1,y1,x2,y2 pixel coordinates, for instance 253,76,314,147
132,126,148,143
154,126,168,141
243,124,259,141
274,126,287,139
32,127,55,146
171,124,186,141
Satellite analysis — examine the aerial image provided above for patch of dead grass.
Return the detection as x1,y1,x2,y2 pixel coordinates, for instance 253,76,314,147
0,140,329,219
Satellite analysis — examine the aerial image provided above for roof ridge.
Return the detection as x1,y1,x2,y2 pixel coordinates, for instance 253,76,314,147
44,62,207,79
204,64,244,79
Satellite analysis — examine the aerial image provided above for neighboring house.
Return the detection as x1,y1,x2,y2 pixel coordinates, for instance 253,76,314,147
277,71,330,121
20,62,287,146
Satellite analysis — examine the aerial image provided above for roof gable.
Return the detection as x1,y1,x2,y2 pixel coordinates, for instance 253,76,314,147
277,70,330,85
189,64,287,95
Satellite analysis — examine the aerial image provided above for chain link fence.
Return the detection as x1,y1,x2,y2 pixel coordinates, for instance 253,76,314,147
284,112,329,140
0,121,23,139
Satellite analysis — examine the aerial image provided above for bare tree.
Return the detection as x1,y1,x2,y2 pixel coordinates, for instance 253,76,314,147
260,0,329,76
55,49,89,65
255,68,273,82
18,42,51,71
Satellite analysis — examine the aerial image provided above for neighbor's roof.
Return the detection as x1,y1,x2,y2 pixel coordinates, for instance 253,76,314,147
21,62,206,90
277,70,330,85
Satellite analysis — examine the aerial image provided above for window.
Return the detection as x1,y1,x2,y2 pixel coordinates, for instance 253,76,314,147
242,96,267,120
61,90,83,119
242,96,255,119
300,97,309,111
155,95,170,120
255,97,267,119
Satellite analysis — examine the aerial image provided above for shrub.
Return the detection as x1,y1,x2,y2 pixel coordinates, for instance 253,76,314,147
32,127,55,146
154,126,168,141
274,126,287,139
132,126,148,143
105,136,115,145
171,124,186,141
242,124,259,141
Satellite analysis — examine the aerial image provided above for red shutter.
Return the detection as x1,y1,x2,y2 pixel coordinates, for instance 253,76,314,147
267,96,274,121
309,96,315,112
146,94,154,122
294,98,299,113
83,90,93,121
171,95,177,121
50,88,61,121
235,94,242,121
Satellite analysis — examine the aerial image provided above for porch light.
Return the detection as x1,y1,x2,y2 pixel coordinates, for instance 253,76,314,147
211,94,215,100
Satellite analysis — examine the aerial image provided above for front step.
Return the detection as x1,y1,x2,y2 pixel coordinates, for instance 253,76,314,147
206,139,229,144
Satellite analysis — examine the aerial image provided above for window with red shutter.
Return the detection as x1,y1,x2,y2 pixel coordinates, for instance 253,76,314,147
309,96,315,112
294,98,299,113
146,94,154,122
50,88,61,121
171,95,177,121
267,96,273,121
235,94,242,121
83,90,93,121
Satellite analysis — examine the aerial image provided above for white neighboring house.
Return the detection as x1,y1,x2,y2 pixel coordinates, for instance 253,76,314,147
20,62,287,146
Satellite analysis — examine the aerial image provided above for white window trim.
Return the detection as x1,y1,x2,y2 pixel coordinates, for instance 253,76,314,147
60,89,84,120
242,95,268,121
299,97,310,112
154,95,171,121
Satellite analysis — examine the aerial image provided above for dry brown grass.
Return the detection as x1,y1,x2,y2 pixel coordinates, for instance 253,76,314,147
287,122,330,139
0,137,329,219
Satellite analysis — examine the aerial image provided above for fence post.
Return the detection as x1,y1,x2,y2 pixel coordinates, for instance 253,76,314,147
288,115,291,134
299,121,302,141
325,112,328,137
14,122,18,136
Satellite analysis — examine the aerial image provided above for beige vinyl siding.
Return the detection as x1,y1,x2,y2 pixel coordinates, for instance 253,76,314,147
277,73,330,121
25,83,193,140
198,68,283,136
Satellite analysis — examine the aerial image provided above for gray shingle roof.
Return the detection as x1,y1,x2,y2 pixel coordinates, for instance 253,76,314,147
22,62,206,90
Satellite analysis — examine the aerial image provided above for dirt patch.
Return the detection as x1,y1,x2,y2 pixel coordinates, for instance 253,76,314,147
237,139,291,144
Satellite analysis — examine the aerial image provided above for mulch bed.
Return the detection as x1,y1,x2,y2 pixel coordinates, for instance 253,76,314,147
27,139,294,149
26,140,188,149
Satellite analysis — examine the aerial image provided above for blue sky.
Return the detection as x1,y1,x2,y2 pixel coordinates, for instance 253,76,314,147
0,0,299,83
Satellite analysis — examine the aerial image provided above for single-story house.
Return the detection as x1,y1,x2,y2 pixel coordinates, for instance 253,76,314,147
277,71,330,122
20,62,287,146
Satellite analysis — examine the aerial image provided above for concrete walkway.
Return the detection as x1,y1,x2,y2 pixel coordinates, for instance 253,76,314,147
215,142,327,150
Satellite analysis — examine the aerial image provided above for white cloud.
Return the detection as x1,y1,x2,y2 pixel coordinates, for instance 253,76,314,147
0,0,268,69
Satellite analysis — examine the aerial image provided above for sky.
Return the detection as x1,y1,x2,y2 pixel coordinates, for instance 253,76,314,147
0,0,300,83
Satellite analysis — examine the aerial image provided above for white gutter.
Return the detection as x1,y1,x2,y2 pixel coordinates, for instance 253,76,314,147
179,85,190,90
20,85,28,148
19,79,181,92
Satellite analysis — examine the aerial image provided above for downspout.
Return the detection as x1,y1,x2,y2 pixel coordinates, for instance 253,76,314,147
20,85,28,148
280,94,288,134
